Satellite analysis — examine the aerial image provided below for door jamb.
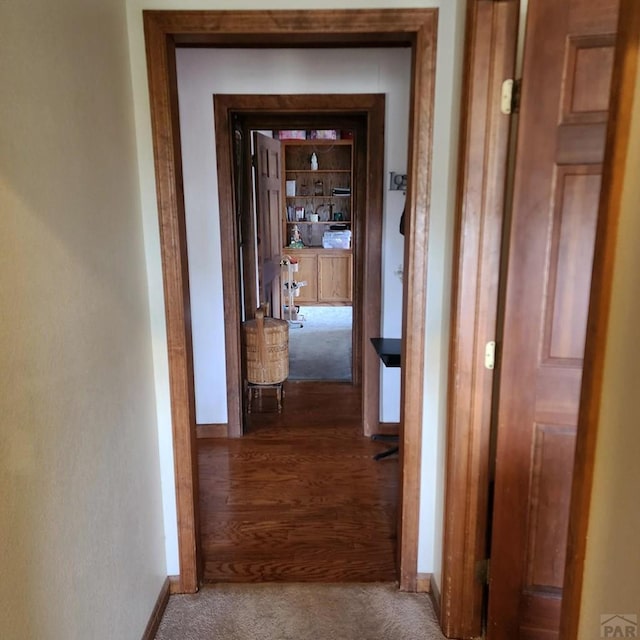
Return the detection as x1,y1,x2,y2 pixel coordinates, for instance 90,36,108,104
142,8,438,595
440,0,519,635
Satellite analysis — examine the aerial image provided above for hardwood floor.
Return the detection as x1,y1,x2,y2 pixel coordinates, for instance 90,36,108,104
198,381,398,583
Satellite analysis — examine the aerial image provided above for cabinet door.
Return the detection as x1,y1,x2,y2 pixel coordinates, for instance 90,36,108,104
290,253,317,303
318,254,352,303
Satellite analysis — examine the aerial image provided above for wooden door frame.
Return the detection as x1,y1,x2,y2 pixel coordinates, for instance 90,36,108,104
439,0,519,636
143,9,437,594
212,94,383,435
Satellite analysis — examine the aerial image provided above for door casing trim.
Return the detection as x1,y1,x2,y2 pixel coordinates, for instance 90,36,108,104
212,94,384,438
143,8,437,595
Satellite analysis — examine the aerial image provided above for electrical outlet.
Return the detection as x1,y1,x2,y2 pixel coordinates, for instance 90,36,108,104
389,172,407,191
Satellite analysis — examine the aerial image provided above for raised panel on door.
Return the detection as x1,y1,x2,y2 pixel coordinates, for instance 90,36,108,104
487,1,618,638
318,254,352,303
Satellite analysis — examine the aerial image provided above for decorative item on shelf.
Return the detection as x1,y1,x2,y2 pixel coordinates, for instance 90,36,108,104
299,181,310,196
289,224,304,248
333,211,344,221
286,180,296,196
310,152,318,171
314,180,324,196
315,204,328,221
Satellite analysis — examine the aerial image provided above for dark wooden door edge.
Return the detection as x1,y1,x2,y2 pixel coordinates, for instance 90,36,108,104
560,3,640,637
439,1,519,637
143,8,437,596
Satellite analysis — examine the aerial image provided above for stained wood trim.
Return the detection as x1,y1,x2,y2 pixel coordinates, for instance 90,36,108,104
168,575,181,595
360,96,385,437
560,3,640,638
213,98,245,438
439,1,518,636
196,423,229,439
143,7,437,596
372,422,400,436
396,12,438,594
141,577,170,640
416,572,432,593
213,94,383,440
430,574,442,621
143,15,199,595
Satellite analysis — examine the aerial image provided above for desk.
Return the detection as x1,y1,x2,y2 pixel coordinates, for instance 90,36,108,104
370,337,401,460
370,337,401,368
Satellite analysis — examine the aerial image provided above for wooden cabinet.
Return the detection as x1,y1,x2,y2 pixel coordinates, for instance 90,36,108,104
318,253,352,302
284,249,352,305
280,136,354,305
289,252,317,303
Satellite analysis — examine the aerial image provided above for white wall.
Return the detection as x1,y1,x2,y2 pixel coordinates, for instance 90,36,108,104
577,43,640,639
0,0,167,637
175,48,411,425
126,0,464,578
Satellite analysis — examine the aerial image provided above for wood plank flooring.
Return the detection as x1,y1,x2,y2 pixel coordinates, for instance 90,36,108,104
198,382,398,583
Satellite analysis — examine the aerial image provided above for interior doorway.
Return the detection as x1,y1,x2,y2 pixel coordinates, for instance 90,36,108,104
245,123,360,385
143,9,438,595
214,96,385,433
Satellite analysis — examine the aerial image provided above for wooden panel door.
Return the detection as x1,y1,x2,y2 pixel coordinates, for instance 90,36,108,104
318,253,353,303
253,132,283,318
487,1,619,638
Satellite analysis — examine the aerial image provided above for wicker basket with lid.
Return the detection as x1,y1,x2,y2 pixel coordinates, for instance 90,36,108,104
243,307,289,385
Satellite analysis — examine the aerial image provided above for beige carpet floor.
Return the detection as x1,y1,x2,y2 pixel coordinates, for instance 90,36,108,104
288,305,352,381
155,582,446,640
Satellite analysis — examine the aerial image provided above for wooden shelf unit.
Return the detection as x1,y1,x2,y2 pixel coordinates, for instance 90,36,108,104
281,138,354,305
282,139,353,247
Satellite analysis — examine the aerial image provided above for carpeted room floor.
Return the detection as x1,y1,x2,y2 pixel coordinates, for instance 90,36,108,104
154,582,446,640
287,305,352,381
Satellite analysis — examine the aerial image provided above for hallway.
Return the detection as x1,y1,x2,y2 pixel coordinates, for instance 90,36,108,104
198,382,398,582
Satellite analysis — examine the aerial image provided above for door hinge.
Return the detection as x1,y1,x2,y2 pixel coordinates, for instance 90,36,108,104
485,341,496,370
476,558,490,585
251,154,257,168
500,78,521,115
